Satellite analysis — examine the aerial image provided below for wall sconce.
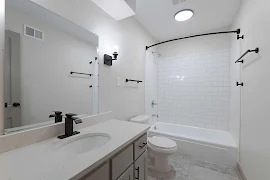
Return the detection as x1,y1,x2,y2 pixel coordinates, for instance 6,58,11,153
104,46,119,66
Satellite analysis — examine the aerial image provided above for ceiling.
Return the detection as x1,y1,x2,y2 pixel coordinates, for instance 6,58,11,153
135,0,242,41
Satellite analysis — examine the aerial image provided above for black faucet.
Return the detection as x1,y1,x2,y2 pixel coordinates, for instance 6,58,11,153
58,113,83,139
49,111,63,123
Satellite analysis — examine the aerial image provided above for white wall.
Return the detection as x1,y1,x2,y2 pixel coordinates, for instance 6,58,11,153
30,0,156,121
158,50,230,130
158,31,231,59
6,6,98,126
0,0,4,134
231,0,270,179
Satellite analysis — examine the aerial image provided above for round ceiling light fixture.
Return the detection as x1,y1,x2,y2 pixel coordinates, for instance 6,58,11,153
175,9,194,22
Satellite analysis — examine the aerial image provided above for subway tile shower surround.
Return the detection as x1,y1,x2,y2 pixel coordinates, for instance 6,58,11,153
158,50,230,130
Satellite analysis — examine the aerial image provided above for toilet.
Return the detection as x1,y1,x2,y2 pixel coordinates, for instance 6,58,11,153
147,136,177,172
130,115,177,173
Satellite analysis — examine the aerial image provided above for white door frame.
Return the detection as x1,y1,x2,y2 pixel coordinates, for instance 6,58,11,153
4,30,21,129
0,0,5,135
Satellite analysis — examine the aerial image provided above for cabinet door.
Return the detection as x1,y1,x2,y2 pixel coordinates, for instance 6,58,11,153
134,151,147,180
112,144,134,180
118,165,134,180
81,162,110,180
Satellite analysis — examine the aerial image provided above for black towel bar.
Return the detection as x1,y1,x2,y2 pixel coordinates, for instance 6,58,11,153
126,79,143,83
235,48,259,63
70,72,93,76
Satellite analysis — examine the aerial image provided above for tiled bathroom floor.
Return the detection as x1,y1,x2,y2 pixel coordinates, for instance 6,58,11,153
148,152,240,180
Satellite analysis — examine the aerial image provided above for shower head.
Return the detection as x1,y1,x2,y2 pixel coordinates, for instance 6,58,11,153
152,51,161,58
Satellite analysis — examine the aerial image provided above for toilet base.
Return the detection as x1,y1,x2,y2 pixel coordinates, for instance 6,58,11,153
147,136,177,173
153,155,171,172
148,147,176,173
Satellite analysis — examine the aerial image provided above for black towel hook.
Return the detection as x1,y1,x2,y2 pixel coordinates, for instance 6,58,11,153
236,82,244,87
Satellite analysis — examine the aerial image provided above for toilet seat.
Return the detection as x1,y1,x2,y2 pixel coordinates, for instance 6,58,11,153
148,136,177,150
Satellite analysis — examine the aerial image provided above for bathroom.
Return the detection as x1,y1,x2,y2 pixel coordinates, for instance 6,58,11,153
0,0,269,180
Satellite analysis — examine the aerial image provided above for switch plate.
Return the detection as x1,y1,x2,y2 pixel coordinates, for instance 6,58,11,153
117,77,121,87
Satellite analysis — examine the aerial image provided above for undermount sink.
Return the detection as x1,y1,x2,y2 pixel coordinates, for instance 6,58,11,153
58,133,111,154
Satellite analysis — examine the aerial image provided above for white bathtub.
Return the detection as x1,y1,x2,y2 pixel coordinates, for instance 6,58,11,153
148,122,238,167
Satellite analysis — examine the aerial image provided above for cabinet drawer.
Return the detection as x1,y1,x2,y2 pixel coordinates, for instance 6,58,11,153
112,144,134,180
118,165,134,180
80,162,109,180
134,134,147,160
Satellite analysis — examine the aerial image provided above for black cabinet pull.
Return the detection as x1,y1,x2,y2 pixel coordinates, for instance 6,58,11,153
13,102,21,107
135,167,140,180
139,143,147,149
5,103,21,108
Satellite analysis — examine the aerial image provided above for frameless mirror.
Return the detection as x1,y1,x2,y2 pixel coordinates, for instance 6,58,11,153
4,0,99,133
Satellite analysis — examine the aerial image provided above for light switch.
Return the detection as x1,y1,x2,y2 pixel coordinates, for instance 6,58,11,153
117,77,121,87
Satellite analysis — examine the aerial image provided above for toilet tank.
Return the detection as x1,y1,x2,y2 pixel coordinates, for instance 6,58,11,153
130,115,150,124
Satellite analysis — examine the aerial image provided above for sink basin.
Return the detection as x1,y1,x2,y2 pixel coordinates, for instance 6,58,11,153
58,133,111,154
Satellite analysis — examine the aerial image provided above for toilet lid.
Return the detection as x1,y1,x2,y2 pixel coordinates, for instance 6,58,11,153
148,136,176,149
130,115,150,123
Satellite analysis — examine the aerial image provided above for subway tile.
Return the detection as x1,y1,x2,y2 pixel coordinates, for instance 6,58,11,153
147,49,230,130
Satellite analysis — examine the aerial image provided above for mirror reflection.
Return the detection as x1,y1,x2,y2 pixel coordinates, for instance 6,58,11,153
4,0,99,133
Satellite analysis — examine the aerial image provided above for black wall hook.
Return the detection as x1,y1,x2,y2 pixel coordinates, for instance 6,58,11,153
236,82,244,86
237,35,244,40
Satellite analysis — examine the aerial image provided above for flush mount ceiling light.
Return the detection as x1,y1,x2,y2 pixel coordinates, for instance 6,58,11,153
175,9,194,22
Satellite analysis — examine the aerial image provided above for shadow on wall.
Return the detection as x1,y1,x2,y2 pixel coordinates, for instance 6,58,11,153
242,55,261,68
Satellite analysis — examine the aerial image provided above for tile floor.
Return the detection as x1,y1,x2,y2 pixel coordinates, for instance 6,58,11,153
148,152,240,180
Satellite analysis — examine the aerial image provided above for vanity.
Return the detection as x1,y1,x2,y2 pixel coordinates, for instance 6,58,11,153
0,120,150,180
81,133,148,180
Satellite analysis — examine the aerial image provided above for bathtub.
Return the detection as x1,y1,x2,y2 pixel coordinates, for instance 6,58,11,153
148,122,238,168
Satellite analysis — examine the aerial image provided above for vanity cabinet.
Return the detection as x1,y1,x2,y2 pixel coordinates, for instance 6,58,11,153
81,162,110,180
80,133,148,180
118,165,134,180
112,145,134,180
134,151,147,180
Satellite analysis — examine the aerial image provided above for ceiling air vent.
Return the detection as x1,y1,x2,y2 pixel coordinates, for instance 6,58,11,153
172,0,179,5
24,25,44,41
172,0,187,5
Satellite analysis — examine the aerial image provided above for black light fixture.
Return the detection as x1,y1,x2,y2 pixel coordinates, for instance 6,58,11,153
104,46,119,66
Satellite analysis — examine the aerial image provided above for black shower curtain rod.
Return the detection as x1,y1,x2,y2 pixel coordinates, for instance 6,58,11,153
146,29,241,50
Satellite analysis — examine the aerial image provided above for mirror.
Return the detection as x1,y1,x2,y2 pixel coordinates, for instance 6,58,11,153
4,0,99,133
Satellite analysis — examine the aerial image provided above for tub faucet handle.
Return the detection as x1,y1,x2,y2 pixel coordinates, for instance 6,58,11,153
151,100,157,108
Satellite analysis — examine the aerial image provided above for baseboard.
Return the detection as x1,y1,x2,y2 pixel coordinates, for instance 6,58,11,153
237,163,247,180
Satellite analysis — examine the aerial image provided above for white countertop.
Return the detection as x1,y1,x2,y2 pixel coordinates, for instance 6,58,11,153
0,120,150,180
